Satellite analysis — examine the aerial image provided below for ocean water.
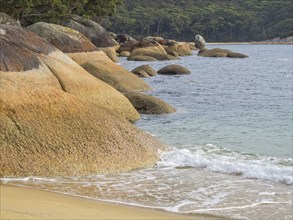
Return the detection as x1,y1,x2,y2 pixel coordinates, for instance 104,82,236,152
2,45,292,220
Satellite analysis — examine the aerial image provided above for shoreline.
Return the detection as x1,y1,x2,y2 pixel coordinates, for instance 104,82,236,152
206,42,293,45
0,184,228,220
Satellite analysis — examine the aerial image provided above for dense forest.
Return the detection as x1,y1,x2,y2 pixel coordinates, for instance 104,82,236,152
1,0,292,42
101,0,293,42
0,0,123,26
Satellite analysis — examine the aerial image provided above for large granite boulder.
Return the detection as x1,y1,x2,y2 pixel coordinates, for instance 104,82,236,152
131,65,157,78
26,22,97,53
124,92,176,114
98,47,119,62
158,65,191,75
194,34,206,50
70,52,151,92
26,22,148,92
62,15,118,48
0,24,165,177
198,48,248,58
27,22,119,62
0,12,20,26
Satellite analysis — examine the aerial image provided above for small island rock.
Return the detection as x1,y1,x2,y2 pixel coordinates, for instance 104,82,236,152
194,35,206,50
158,65,191,75
131,65,157,77
198,48,248,58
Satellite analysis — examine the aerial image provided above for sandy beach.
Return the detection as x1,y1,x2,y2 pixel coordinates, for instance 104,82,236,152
0,184,227,220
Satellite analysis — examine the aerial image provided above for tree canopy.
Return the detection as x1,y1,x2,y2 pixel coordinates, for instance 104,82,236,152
0,0,123,26
102,0,293,42
0,0,292,41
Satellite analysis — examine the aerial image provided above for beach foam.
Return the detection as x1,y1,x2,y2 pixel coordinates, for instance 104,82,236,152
157,144,293,185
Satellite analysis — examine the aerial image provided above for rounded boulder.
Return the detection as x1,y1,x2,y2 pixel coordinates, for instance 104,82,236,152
194,35,206,50
158,65,191,75
131,65,157,77
124,92,176,114
26,22,97,53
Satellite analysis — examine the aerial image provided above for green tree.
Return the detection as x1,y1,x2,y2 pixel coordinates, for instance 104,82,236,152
0,0,123,26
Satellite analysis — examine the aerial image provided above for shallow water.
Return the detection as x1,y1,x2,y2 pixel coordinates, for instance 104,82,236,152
2,45,293,220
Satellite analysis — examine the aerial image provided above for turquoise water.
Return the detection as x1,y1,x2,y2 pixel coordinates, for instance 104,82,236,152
2,45,292,220
129,44,293,159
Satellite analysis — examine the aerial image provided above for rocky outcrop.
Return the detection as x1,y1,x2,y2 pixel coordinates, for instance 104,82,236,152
128,47,178,61
124,92,176,114
158,65,191,75
0,12,20,26
187,42,199,50
0,24,165,177
69,51,151,92
26,22,97,53
198,48,248,58
62,15,118,48
98,47,119,62
26,22,148,92
164,42,192,56
119,51,131,57
194,34,206,50
131,65,157,78
116,34,137,44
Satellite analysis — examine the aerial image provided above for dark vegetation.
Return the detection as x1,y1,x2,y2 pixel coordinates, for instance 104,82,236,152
0,0,123,26
103,0,293,42
1,0,292,42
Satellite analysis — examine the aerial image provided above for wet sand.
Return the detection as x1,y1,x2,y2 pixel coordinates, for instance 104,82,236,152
0,184,228,220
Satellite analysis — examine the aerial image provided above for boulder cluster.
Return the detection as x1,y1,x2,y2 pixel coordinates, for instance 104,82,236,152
0,15,172,177
2,12,248,178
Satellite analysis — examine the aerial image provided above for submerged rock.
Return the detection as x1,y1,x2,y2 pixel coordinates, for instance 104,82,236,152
158,65,191,75
0,24,165,177
124,91,176,114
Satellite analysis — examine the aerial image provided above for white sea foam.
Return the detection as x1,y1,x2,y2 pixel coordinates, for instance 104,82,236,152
1,176,57,182
156,145,293,185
